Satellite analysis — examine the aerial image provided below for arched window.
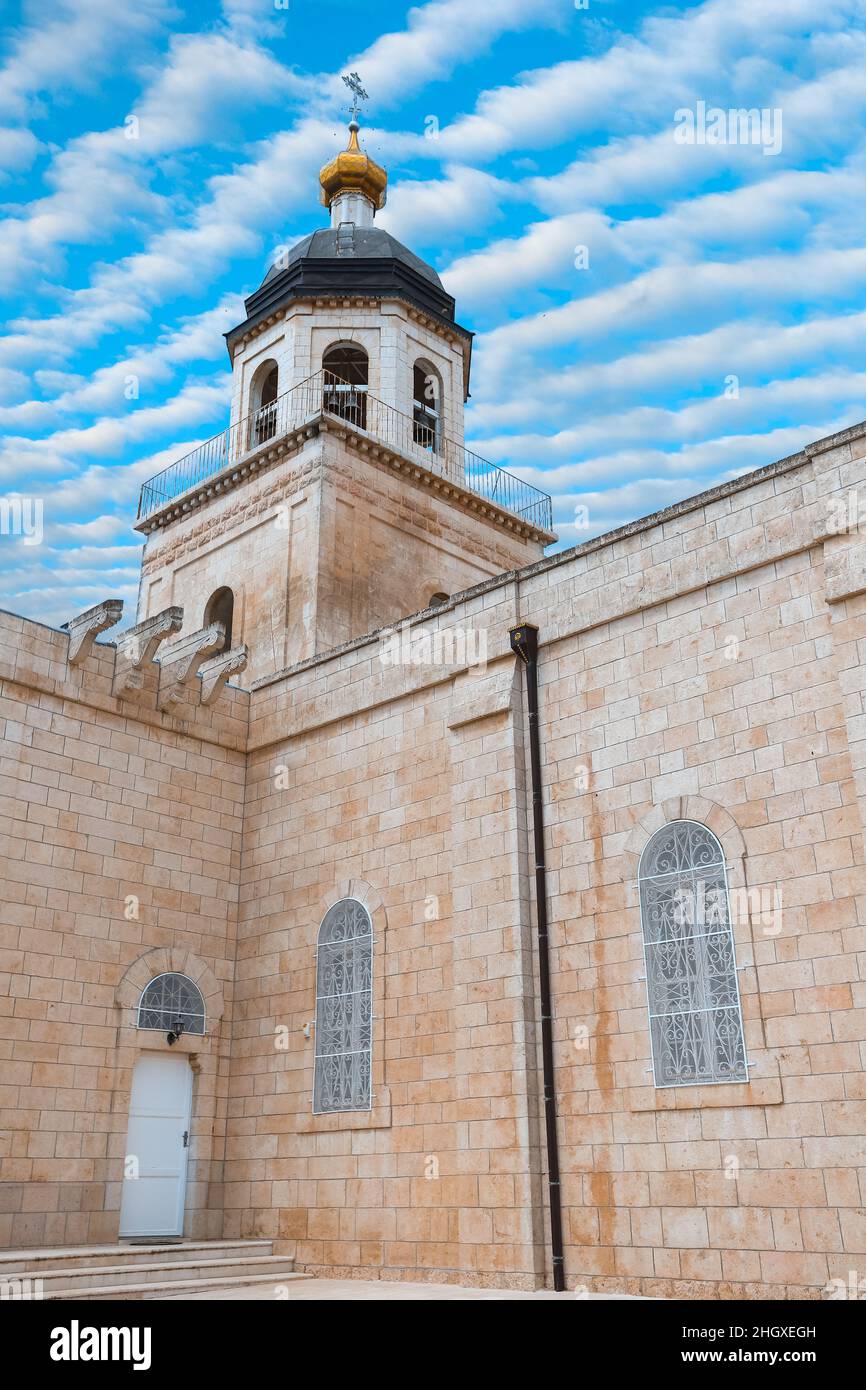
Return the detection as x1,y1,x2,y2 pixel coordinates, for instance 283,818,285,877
413,360,442,453
429,592,449,608
638,820,747,1088
204,587,233,652
138,973,206,1035
250,359,279,446
323,343,368,429
313,898,373,1113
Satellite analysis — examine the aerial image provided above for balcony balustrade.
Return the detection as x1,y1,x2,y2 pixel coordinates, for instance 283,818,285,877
137,370,553,533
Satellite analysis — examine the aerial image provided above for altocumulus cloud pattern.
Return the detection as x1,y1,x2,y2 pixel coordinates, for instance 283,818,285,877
2,0,866,624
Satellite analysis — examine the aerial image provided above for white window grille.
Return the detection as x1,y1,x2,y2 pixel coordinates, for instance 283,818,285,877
638,820,747,1087
137,972,206,1035
313,899,373,1113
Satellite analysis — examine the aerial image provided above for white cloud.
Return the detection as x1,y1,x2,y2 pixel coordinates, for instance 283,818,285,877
0,367,31,405
443,210,614,309
2,298,242,425
467,309,866,431
0,0,175,120
129,30,308,152
435,0,859,161
473,369,866,466
380,165,516,244
333,0,564,112
0,125,41,174
52,514,137,543
444,140,866,317
0,0,569,356
0,121,334,356
513,419,846,496
0,152,167,291
0,377,230,481
472,244,866,400
0,28,313,291
5,0,866,619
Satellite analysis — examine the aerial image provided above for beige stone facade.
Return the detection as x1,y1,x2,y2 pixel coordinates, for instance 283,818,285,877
228,297,470,449
4,413,866,1298
138,424,547,684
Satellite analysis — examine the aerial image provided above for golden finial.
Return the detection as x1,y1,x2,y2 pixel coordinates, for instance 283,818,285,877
319,74,387,213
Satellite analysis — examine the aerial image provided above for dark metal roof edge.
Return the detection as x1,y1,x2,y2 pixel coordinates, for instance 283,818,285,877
226,257,460,346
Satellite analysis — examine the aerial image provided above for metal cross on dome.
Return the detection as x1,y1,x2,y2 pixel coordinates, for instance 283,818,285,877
342,72,369,122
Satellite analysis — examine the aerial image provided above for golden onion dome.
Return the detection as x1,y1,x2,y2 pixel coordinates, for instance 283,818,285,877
319,120,387,211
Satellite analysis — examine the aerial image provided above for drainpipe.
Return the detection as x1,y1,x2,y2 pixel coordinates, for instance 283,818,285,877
509,621,566,1293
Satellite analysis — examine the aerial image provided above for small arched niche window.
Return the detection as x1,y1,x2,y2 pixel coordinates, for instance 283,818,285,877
323,343,368,429
204,587,233,652
138,973,206,1035
250,359,279,446
413,360,442,453
429,592,449,608
638,820,747,1088
313,898,373,1113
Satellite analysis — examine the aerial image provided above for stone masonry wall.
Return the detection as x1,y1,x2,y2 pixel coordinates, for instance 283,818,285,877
4,418,866,1296
230,639,546,1286
139,427,547,685
0,613,247,1248
230,421,866,1295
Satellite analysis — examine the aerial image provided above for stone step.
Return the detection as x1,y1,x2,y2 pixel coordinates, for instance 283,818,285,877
0,1239,273,1277
27,1255,297,1296
44,1270,313,1301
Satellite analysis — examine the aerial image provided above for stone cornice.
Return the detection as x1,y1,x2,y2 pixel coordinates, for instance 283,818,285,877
824,536,866,604
134,423,319,535
0,646,249,752
320,418,556,546
228,294,472,362
7,415,866,758
227,259,469,357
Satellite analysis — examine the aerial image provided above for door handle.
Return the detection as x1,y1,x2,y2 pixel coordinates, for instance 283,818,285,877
182,1130,189,1148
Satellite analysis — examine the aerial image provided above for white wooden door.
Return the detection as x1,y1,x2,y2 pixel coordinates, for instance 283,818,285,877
119,1053,192,1237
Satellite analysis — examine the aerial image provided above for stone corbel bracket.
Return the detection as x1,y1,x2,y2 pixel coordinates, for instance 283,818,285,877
113,606,184,698
199,645,248,706
64,599,123,666
157,622,225,711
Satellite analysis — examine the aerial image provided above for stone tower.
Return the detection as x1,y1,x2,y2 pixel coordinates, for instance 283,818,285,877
135,118,554,686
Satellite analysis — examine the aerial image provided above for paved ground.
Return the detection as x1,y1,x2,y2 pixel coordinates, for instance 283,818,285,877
159,1277,643,1300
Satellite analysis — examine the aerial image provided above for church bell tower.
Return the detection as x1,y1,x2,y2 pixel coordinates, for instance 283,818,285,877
134,111,554,685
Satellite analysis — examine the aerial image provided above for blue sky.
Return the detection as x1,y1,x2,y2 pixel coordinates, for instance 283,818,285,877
2,0,866,626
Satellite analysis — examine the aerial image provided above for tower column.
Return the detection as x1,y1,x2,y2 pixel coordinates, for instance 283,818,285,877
329,190,375,229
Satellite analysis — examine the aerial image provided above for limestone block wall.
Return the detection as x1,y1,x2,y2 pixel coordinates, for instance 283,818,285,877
138,439,323,684
232,419,866,1296
231,602,546,1286
513,424,866,1298
313,429,547,652
138,428,547,686
0,611,247,1248
4,413,866,1296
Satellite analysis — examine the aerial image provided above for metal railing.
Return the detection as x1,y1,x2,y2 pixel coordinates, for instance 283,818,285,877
137,370,553,531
